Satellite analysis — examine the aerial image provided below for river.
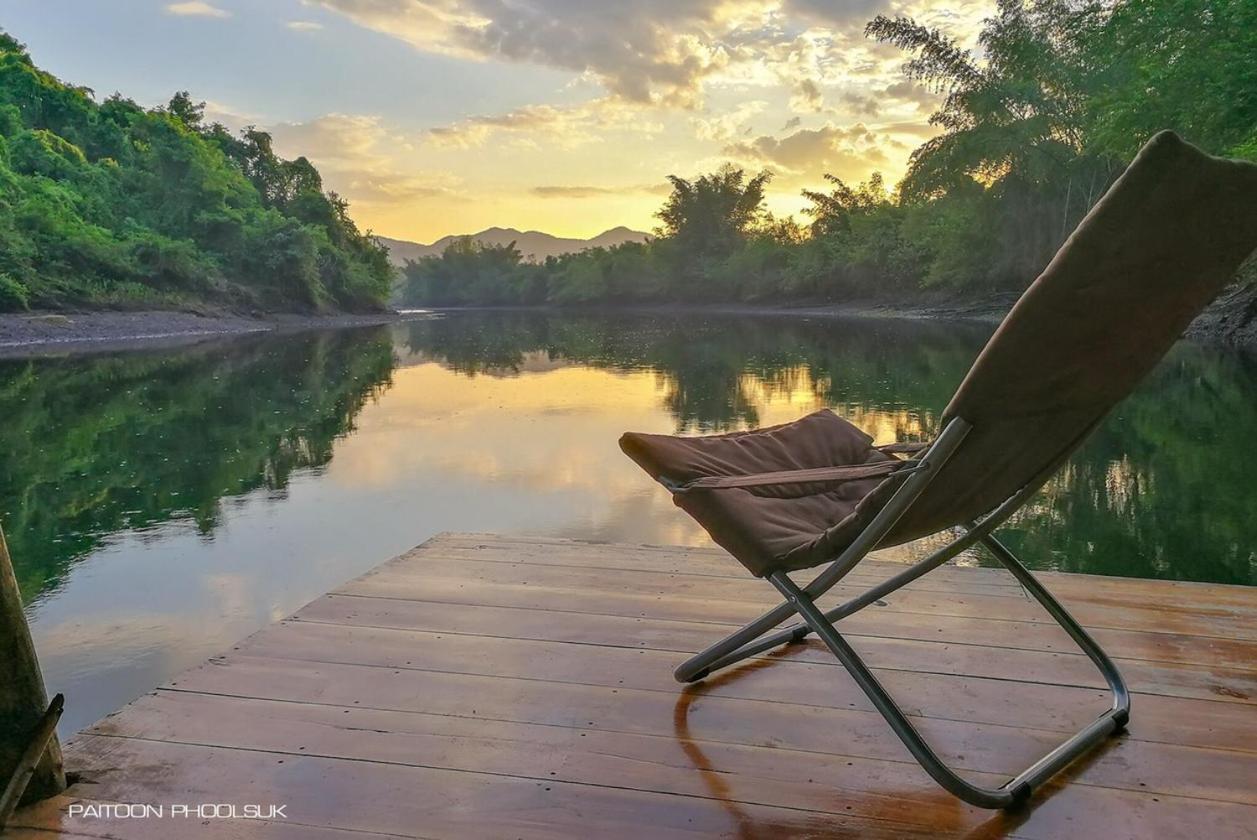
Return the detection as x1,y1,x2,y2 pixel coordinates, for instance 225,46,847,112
3,309,1254,735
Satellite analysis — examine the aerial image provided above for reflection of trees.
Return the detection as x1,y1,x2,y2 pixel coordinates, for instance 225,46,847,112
0,328,396,604
402,311,986,432
998,345,1257,584
404,311,1257,584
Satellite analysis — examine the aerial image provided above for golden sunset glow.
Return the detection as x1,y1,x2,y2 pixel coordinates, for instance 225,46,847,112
10,0,995,242
277,0,994,240
323,353,935,557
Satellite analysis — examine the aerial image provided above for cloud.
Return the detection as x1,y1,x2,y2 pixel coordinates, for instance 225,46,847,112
164,1,230,17
838,90,880,116
783,0,890,25
723,122,891,181
332,170,456,202
427,98,661,149
286,20,325,31
201,100,258,130
308,0,892,107
530,183,670,199
790,79,824,113
691,100,766,142
429,104,573,148
530,185,619,199
781,116,801,131
269,113,411,162
876,119,941,139
265,113,456,205
882,80,939,112
310,0,734,105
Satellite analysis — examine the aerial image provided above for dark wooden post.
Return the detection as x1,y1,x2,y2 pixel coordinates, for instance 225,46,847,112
0,522,65,805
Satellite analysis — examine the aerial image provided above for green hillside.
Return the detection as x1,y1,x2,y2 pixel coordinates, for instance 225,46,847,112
0,31,393,313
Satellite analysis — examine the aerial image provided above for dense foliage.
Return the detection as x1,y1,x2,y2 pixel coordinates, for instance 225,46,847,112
401,0,1257,307
0,32,393,312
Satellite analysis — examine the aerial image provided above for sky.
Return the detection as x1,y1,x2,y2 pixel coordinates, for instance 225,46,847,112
2,0,992,242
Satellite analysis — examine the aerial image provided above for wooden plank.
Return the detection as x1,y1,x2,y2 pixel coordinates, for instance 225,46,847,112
428,533,1257,612
340,558,1257,648
292,596,1257,701
73,691,1257,838
161,652,1257,756
356,553,1257,638
422,534,1032,593
51,734,947,840
92,677,1257,809
299,590,1257,674
268,612,1257,707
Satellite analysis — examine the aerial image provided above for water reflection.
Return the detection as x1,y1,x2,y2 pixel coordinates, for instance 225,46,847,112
1,310,1253,735
0,327,395,604
1002,342,1257,583
399,310,1257,586
399,311,981,434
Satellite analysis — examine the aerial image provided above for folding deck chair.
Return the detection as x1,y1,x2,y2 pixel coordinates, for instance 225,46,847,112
620,132,1257,809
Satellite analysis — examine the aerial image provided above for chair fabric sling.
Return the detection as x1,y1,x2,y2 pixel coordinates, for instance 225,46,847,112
619,131,1257,809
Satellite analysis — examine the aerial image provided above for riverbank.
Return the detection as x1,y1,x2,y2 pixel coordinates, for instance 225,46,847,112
1184,283,1257,348
610,284,1257,350
415,286,1257,350
0,310,414,357
560,294,1018,325
3,284,1254,357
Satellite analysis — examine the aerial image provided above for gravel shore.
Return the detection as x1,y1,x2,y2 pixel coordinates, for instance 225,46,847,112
2,287,1252,358
0,310,411,357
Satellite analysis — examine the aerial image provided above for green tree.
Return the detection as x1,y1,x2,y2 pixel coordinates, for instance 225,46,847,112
0,31,393,312
401,237,526,306
654,165,772,292
1084,0,1257,158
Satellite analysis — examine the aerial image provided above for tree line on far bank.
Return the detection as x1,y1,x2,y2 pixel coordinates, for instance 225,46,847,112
401,0,1257,308
0,31,393,313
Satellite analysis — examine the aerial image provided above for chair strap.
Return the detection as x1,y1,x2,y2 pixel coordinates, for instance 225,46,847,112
877,441,930,455
671,460,911,492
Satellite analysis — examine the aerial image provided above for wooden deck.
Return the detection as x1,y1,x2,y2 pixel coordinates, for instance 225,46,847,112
11,533,1257,839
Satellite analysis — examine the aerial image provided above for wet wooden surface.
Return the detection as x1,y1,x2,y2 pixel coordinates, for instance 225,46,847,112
12,533,1257,838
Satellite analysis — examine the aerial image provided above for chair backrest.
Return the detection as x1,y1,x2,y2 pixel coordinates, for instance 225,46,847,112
884,132,1257,545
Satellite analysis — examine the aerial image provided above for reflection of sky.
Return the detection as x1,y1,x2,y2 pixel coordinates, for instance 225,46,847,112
26,348,925,736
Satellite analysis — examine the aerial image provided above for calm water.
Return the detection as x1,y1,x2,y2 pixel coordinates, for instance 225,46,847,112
4,310,1255,736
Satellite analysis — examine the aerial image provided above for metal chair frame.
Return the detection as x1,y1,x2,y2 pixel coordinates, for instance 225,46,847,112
669,417,1131,809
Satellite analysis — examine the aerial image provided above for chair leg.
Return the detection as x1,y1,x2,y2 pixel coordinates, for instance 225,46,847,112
763,539,1131,810
977,532,1131,719
674,518,989,683
673,598,801,682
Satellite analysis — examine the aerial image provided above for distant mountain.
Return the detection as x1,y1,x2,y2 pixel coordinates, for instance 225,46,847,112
377,226,650,266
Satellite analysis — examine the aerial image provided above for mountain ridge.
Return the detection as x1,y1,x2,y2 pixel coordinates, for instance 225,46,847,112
378,226,651,265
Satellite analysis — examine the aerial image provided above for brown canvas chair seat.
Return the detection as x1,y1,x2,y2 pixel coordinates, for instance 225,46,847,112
622,409,909,576
620,132,1257,810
